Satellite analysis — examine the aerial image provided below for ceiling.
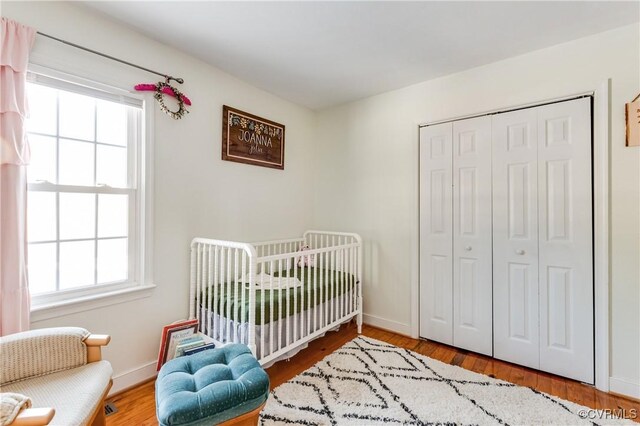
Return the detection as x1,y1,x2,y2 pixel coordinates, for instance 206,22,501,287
82,1,639,110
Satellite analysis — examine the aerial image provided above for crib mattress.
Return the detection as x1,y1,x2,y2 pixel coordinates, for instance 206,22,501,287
199,266,356,325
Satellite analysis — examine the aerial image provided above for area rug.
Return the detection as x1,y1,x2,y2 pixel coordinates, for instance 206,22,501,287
259,336,634,425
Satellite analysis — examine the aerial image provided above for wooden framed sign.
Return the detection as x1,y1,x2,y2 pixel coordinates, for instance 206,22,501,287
222,105,285,169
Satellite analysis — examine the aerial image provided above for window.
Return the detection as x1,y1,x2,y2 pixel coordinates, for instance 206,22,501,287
26,70,148,308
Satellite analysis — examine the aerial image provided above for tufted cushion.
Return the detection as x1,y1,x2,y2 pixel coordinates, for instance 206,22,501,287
156,344,269,426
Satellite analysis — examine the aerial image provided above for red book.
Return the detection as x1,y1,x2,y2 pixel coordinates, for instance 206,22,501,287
156,319,199,371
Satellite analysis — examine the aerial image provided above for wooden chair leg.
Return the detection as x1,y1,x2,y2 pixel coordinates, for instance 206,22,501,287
90,405,106,426
89,380,112,426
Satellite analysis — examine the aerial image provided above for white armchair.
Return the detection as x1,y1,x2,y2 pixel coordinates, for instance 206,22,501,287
0,327,113,426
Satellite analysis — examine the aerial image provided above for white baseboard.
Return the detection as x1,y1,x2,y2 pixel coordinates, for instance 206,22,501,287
362,313,411,336
609,376,640,400
109,361,157,396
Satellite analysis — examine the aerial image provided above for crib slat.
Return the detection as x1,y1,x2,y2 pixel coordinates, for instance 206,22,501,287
338,238,343,320
286,256,291,348
269,260,274,356
214,246,220,341
306,256,310,336
260,264,265,357
313,237,318,333
324,247,329,327
241,251,247,344
278,258,283,355
201,244,206,333
324,236,328,327
293,261,298,343
340,241,347,316
224,247,233,342
354,245,358,314
350,246,354,315
301,255,306,337
221,247,227,342
196,244,202,331
330,243,335,324
247,256,256,355
206,246,212,335
332,235,336,324
233,248,239,342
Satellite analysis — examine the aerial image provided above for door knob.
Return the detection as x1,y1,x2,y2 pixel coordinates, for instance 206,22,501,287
516,249,525,255
464,246,472,251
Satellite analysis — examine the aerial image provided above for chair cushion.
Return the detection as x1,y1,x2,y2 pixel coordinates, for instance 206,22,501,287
1,361,112,426
0,327,90,385
156,344,269,426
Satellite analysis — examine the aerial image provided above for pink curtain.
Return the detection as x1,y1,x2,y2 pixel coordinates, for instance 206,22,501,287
0,18,36,336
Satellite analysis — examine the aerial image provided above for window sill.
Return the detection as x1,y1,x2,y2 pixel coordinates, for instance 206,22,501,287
30,284,156,322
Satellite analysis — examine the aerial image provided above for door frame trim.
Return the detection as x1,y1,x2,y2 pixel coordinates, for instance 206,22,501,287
414,80,611,392
593,80,610,392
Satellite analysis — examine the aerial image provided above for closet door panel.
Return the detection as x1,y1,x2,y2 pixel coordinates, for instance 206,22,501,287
492,109,540,369
537,98,593,384
420,123,453,344
452,116,493,355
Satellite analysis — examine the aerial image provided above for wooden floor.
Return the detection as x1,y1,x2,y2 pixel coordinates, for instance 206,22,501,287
105,322,640,425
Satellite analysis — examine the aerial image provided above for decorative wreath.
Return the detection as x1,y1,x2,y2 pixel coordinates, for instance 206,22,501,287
154,81,189,120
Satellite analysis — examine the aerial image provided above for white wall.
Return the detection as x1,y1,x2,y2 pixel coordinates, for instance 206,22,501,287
2,2,317,393
314,24,640,397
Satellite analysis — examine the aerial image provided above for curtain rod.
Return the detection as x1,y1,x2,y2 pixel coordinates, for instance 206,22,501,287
36,31,184,84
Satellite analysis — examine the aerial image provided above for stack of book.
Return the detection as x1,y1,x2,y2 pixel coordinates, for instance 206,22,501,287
174,335,216,357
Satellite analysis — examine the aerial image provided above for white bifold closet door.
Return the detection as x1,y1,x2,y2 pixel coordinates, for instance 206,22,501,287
420,116,493,355
492,107,541,369
452,117,492,355
420,122,454,345
492,97,593,383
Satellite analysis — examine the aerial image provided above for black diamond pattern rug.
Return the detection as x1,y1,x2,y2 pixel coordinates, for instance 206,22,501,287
259,336,634,425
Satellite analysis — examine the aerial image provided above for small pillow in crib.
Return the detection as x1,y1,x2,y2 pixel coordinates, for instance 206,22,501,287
297,244,315,267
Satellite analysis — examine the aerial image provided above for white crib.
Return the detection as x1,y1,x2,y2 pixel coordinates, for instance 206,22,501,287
189,230,362,366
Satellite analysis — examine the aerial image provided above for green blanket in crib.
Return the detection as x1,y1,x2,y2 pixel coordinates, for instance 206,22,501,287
198,266,356,325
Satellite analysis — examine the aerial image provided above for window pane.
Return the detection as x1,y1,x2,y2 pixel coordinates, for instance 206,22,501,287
58,139,94,186
97,100,127,146
59,193,95,240
96,145,127,187
27,192,56,242
28,243,57,294
59,91,95,140
26,83,57,135
97,238,128,284
27,134,57,183
60,240,95,289
98,194,128,238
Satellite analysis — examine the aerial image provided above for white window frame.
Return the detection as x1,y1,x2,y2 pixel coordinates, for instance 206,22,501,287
27,64,154,320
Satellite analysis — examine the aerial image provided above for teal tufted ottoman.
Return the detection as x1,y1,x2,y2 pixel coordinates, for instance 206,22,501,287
156,344,269,426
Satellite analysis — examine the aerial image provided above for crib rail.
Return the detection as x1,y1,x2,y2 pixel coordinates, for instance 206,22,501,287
252,237,305,258
189,231,362,365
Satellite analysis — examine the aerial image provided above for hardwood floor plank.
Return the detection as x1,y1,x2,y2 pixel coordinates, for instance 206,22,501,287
105,323,640,425
471,356,489,375
490,359,513,382
536,373,553,395
459,352,478,371
550,376,568,400
516,367,535,389
451,352,466,367
508,365,527,386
